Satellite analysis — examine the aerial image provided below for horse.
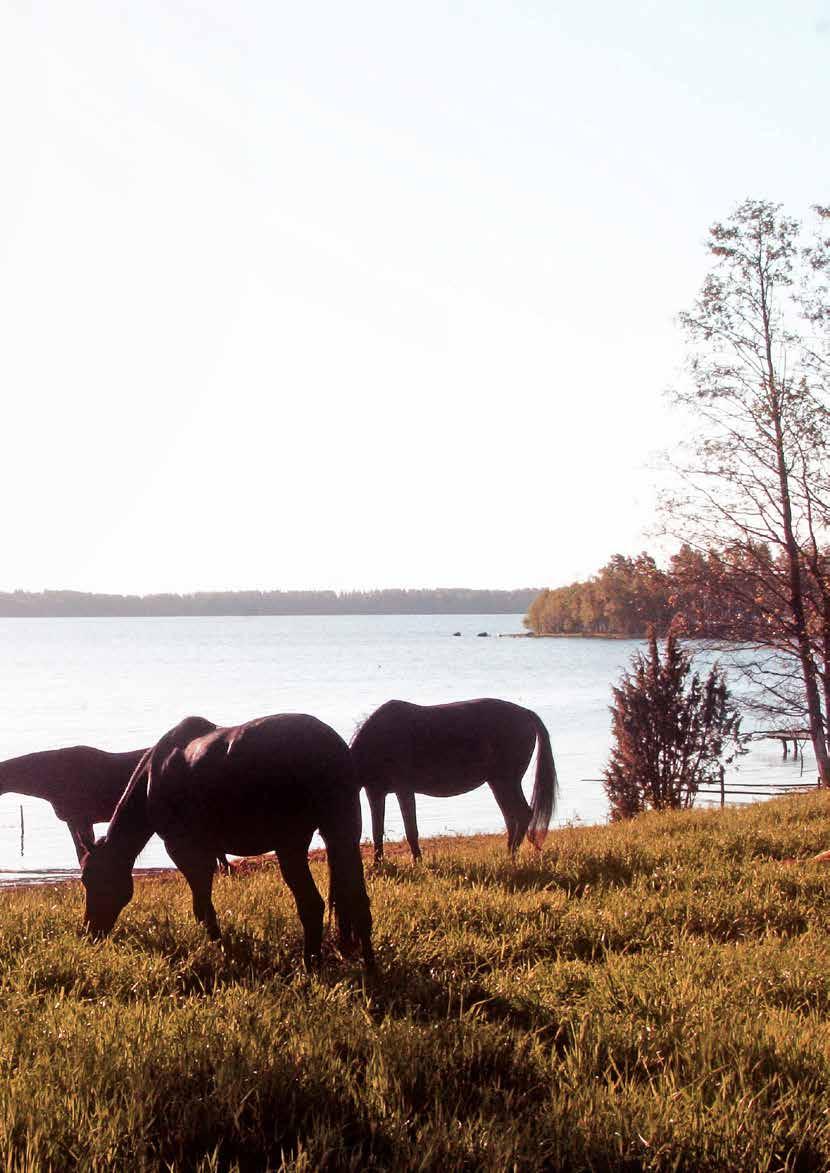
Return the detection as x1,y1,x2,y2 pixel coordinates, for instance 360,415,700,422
0,745,148,862
80,713,374,969
350,697,558,863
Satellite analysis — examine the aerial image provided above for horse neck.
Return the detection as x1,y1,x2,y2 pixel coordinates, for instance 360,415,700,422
0,751,62,801
102,765,154,864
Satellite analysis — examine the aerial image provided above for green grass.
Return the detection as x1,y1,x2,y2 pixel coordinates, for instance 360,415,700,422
2,794,830,1170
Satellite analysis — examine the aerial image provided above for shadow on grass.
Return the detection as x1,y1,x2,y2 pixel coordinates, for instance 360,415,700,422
111,916,370,995
84,914,567,1043
375,852,647,898
359,952,564,1043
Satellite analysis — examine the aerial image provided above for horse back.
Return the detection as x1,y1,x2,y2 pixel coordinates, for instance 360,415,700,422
353,698,537,781
39,745,147,821
149,713,356,848
186,713,352,782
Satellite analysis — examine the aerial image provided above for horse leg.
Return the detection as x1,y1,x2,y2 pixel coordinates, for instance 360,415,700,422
276,846,325,968
396,789,422,862
164,837,221,938
319,823,375,967
366,786,387,864
488,778,532,854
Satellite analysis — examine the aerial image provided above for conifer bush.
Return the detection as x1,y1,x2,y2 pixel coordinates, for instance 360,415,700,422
604,626,745,819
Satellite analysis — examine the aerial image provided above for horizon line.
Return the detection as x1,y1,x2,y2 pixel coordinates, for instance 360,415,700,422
0,585,541,599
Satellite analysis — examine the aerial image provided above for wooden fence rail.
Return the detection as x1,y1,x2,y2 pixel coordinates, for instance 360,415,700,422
580,775,820,809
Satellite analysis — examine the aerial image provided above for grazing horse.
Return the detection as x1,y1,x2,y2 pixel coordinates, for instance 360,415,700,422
80,714,374,968
351,698,558,863
0,745,148,861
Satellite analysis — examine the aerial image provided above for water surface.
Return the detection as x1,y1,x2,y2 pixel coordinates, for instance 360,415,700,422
0,615,815,884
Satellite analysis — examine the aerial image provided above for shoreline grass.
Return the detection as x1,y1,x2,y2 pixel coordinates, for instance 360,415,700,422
2,795,830,1170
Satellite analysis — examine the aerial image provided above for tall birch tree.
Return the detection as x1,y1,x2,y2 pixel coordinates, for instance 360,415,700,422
664,199,830,782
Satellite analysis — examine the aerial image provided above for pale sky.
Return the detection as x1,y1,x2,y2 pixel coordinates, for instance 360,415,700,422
1,1,827,594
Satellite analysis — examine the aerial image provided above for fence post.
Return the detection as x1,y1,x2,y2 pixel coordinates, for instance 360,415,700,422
719,766,725,809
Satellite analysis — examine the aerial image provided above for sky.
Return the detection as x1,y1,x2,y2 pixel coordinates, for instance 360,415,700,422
0,1,827,595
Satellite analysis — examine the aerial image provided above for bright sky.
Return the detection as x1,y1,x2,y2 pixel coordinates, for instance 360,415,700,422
0,2,827,594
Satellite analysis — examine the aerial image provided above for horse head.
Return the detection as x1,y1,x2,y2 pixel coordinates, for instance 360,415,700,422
80,840,134,937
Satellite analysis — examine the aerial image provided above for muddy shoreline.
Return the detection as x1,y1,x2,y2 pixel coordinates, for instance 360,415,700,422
0,832,504,893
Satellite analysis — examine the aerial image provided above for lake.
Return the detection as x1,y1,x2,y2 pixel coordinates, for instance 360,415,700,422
0,614,816,884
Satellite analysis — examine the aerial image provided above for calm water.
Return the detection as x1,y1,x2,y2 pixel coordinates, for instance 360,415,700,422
0,614,815,884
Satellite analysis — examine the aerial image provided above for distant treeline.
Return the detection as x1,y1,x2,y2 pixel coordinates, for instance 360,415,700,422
524,547,786,639
0,587,539,618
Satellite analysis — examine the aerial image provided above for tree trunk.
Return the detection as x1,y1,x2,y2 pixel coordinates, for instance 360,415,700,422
763,276,830,785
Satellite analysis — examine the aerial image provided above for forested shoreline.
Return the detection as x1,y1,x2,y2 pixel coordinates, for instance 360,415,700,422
524,545,800,640
0,586,538,618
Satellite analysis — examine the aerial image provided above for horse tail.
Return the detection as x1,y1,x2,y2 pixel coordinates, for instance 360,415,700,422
323,787,374,967
526,709,558,849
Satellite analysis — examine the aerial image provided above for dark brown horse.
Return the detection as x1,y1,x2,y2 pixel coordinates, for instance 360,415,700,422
0,745,148,861
80,714,373,968
351,698,558,862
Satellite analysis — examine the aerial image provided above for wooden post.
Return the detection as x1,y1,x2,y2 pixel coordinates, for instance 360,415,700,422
719,765,725,809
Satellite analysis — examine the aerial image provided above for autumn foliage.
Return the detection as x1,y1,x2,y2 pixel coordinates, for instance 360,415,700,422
525,553,671,637
525,543,805,641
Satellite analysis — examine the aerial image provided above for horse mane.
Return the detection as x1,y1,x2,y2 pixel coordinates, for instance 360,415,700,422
102,716,218,848
349,715,368,748
101,747,154,844
350,700,408,748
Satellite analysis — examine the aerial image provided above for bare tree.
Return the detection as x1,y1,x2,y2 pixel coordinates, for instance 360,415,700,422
663,199,830,782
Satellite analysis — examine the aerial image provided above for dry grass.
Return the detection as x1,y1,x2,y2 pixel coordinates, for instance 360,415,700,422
1,794,830,1170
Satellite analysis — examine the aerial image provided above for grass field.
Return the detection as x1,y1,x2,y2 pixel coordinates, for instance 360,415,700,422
2,794,830,1170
